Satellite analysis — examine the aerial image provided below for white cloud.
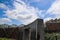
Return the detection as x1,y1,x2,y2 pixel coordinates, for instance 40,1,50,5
47,0,60,18
4,0,41,25
1,0,59,24
0,3,9,10
1,0,48,25
0,18,11,24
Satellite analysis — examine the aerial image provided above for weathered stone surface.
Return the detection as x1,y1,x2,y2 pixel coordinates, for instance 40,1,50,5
23,19,45,40
0,19,45,40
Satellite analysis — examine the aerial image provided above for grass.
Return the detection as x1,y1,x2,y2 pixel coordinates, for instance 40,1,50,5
0,38,15,40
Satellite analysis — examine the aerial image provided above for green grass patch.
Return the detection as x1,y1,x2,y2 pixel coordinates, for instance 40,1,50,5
0,38,15,40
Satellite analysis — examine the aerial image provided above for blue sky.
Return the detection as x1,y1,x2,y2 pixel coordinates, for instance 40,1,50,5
0,0,60,25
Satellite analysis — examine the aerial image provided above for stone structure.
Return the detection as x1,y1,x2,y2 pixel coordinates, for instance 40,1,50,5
19,19,45,40
0,19,44,40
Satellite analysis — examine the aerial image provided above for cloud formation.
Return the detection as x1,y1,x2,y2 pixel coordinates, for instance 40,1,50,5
47,0,60,18
0,3,9,10
43,0,60,22
0,18,11,24
1,0,59,25
4,0,40,25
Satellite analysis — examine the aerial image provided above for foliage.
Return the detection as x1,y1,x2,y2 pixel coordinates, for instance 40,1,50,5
46,18,60,23
45,33,60,40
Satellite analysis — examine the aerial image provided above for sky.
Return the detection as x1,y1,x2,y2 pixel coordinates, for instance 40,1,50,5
0,0,60,25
